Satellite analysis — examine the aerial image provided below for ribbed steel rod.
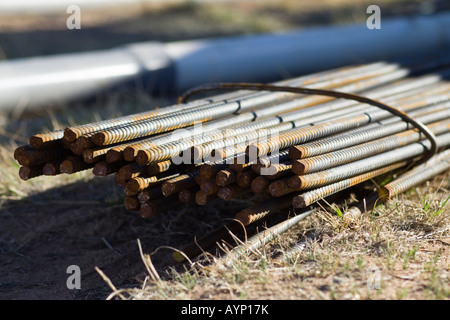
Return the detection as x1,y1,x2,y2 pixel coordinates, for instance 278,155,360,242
137,186,164,203
285,132,450,192
292,161,408,209
114,65,408,163
291,118,450,175
251,176,271,194
223,208,318,267
379,149,450,200
29,130,64,149
188,70,435,162
289,101,450,159
234,195,294,226
246,87,448,159
90,62,401,146
63,89,246,142
161,170,200,197
125,173,179,196
59,156,96,174
195,190,219,206
19,165,44,180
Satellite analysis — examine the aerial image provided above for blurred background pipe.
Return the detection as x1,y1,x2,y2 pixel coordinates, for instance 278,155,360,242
0,12,449,112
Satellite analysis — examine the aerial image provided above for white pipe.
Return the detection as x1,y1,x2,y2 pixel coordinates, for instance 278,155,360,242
0,12,449,112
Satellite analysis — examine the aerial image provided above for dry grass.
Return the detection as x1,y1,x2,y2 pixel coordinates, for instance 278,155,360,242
0,0,448,301
99,172,449,300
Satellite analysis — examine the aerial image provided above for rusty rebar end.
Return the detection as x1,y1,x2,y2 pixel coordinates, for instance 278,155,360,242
63,128,78,143
60,159,74,174
137,190,151,203
13,145,32,160
76,136,94,150
161,182,175,197
19,166,31,180
92,162,109,176
29,136,44,149
123,147,137,162
195,190,209,205
289,145,304,160
234,209,252,226
42,163,58,176
19,166,42,180
106,149,123,163
291,160,307,175
216,169,235,187
124,196,140,211
125,179,140,195
251,176,270,194
200,163,214,179
287,175,302,189
200,180,220,195
236,171,254,188
91,132,107,146
292,195,307,209
268,180,291,197
136,150,151,166
69,141,85,155
139,203,156,219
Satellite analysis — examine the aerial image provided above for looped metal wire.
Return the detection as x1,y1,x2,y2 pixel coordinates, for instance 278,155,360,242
177,82,438,166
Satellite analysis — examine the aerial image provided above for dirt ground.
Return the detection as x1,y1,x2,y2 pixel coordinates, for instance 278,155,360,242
0,0,448,300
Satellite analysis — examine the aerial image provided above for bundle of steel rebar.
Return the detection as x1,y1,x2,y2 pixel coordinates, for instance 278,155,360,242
13,56,450,262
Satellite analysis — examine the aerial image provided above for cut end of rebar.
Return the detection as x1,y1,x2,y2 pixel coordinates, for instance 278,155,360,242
217,187,231,201
287,175,302,189
140,203,156,219
60,160,74,174
292,195,307,209
291,160,307,175
91,132,107,146
19,166,31,180
216,170,234,187
63,128,78,143
29,136,44,149
106,149,123,163
92,162,109,176
251,176,269,194
268,180,290,197
289,145,305,160
42,163,58,176
125,179,140,195
234,210,252,226
195,190,209,205
123,147,137,162
124,196,140,211
161,182,175,197
136,150,151,166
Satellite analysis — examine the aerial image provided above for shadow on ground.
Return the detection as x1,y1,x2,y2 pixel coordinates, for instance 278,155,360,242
0,174,252,300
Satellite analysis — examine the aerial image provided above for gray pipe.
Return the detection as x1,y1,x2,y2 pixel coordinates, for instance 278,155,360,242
0,12,449,112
